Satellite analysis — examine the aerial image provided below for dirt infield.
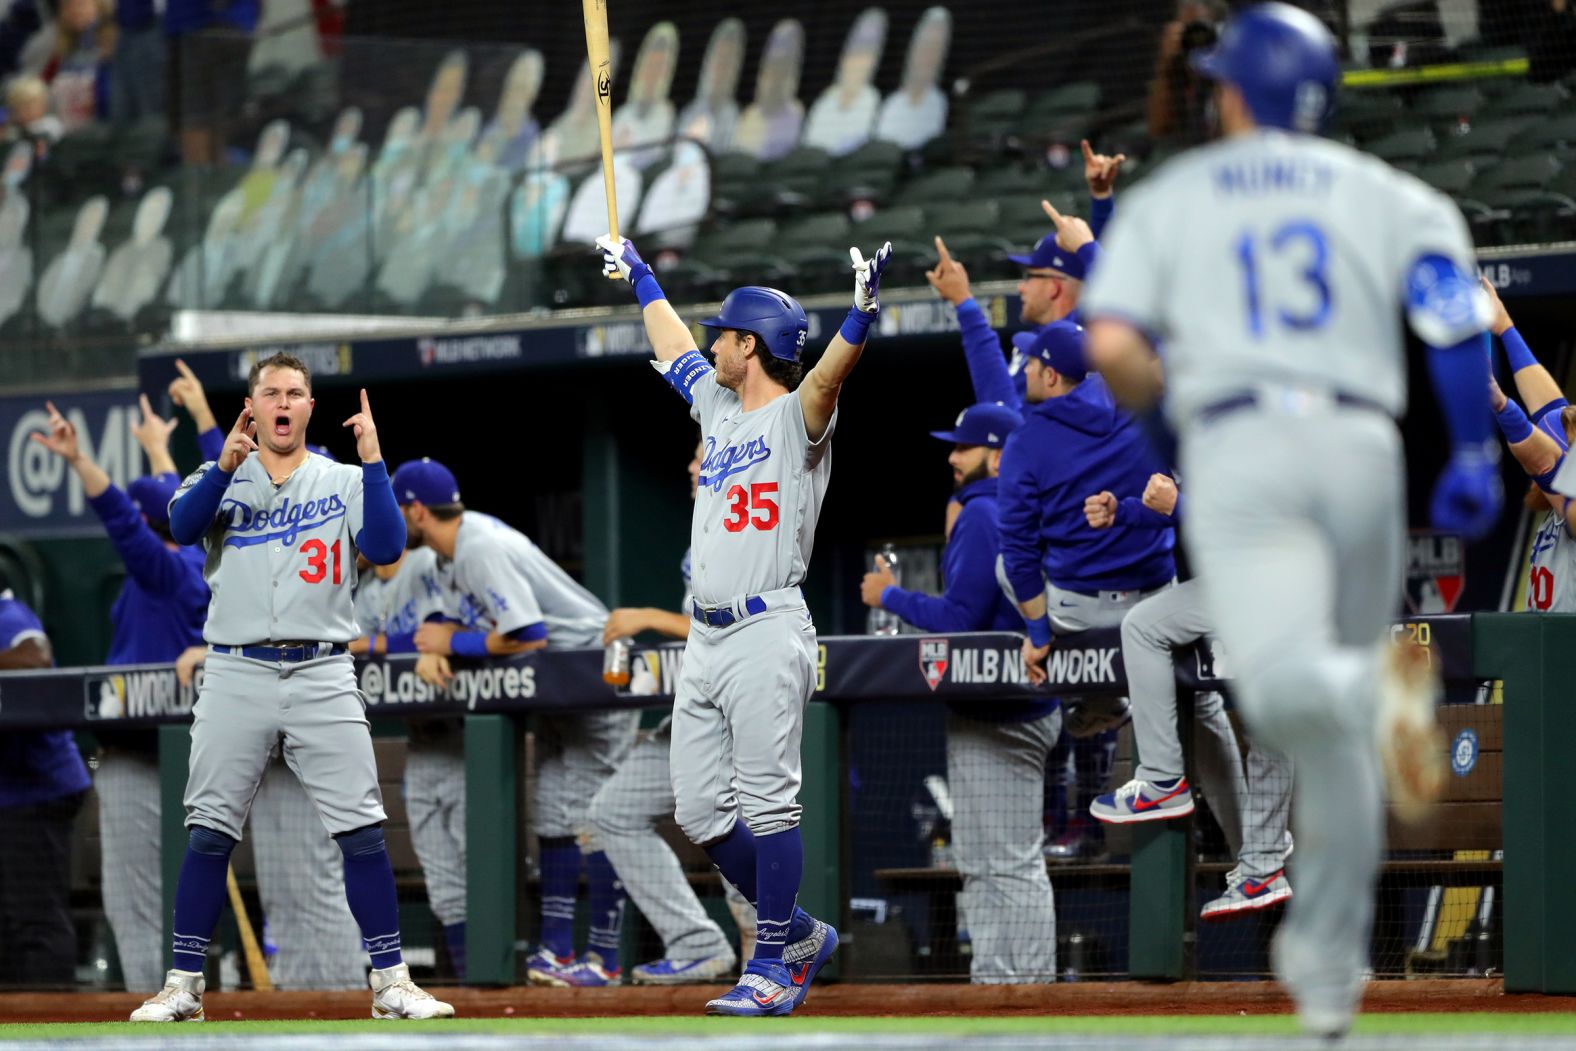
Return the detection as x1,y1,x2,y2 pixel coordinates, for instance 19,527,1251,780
2,980,1570,1024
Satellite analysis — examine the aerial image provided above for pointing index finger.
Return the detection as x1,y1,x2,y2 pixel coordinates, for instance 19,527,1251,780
139,392,155,421
1081,138,1096,165
360,387,371,416
1041,199,1064,226
933,235,953,266
175,358,197,381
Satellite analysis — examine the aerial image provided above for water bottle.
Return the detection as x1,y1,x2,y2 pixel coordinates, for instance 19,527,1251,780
867,545,902,636
602,637,631,686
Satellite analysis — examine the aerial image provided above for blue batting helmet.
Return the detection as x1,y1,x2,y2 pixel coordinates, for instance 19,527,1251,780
698,286,809,363
1190,2,1338,134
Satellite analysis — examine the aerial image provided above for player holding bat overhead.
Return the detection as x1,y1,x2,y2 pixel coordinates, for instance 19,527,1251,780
130,352,452,1022
1083,3,1499,1037
596,230,889,1015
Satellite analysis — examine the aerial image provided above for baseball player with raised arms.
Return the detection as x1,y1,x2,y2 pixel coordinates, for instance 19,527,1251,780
596,228,890,1014
348,543,470,977
392,458,637,987
131,352,453,1022
1083,3,1501,1035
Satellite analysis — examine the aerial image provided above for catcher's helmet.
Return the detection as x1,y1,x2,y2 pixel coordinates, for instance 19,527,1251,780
1190,2,1338,134
698,286,809,362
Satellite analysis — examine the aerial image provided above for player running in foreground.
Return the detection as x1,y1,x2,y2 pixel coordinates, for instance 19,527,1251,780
131,352,453,1022
1083,3,1500,1037
596,231,889,1015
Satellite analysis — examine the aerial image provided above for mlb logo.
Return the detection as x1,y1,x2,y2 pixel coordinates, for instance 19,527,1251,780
919,638,949,692
85,674,126,719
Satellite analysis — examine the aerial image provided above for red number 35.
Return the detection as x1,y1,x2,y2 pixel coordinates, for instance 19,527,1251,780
723,482,779,532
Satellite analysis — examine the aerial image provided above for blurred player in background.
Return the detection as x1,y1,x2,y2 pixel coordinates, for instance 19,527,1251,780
1085,3,1501,1034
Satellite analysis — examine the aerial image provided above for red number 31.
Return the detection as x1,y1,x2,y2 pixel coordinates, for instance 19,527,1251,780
300,539,343,584
724,482,780,532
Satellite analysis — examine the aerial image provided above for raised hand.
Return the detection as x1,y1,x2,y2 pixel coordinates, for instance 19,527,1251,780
1081,139,1126,199
925,236,973,306
131,393,178,454
341,388,382,464
1478,274,1512,337
1042,199,1094,255
1083,490,1117,529
1430,447,1503,540
1142,473,1179,515
851,240,893,314
860,554,897,608
218,406,258,472
30,401,81,462
595,234,653,287
167,358,216,432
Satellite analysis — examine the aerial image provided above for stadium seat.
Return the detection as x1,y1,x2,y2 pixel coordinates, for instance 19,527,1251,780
778,212,852,251
1510,113,1576,153
963,89,1027,148
1335,90,1406,142
1408,85,1485,124
1414,159,1477,196
692,218,779,263
1481,80,1570,119
975,165,1055,202
894,167,976,206
928,199,1000,238
1471,155,1561,196
1365,127,1436,165
1430,118,1527,163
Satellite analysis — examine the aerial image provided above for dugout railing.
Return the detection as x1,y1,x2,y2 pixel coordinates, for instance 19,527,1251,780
0,613,1567,991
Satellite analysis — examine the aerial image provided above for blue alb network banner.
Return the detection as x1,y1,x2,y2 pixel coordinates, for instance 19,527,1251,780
0,386,144,536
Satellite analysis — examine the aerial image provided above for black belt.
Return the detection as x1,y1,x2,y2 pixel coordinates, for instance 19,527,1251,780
692,594,768,628
1196,389,1390,426
218,642,346,663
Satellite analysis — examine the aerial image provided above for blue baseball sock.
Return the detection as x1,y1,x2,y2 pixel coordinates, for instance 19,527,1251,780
752,826,804,961
538,837,579,960
335,826,403,970
584,851,625,972
442,922,466,981
171,825,237,973
705,821,816,945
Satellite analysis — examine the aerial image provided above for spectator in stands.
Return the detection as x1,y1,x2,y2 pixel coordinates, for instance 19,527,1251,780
733,18,805,161
141,0,261,164
676,18,745,153
861,401,1068,984
612,21,679,170
28,395,208,992
419,50,468,169
43,0,115,134
1145,0,1226,146
802,7,886,157
875,6,951,151
484,50,543,173
0,581,90,988
5,74,64,151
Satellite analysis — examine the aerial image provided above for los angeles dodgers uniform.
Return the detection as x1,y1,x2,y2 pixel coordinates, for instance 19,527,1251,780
671,377,833,850
1526,510,1576,612
354,547,468,931
1085,128,1489,1025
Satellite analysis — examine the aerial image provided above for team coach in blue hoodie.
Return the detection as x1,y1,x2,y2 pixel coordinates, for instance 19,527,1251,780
860,401,1062,983
996,322,1176,684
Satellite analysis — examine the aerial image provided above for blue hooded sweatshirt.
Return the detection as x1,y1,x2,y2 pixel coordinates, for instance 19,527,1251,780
998,374,1175,599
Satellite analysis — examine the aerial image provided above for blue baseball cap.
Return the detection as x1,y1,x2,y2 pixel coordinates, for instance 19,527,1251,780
929,402,1024,448
128,472,180,529
1012,320,1088,380
306,443,334,461
1008,232,1086,281
392,458,461,506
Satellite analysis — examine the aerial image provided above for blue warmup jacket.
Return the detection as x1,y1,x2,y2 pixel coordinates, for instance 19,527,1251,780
0,594,90,809
91,483,209,665
882,478,1058,724
997,375,1176,600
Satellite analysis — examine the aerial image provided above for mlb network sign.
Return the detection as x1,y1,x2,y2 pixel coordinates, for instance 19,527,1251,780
3,389,146,535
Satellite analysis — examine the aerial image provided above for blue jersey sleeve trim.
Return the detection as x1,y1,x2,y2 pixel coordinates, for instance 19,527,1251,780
506,621,549,643
450,631,490,658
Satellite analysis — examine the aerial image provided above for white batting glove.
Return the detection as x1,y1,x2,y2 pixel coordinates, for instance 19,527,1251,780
595,234,653,287
851,241,893,314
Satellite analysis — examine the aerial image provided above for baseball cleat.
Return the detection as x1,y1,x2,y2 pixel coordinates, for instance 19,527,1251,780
1200,868,1293,921
559,952,622,987
129,969,205,1022
369,962,454,1019
1378,639,1447,824
782,918,839,1008
705,958,797,1017
525,947,577,987
1090,778,1195,824
631,951,737,985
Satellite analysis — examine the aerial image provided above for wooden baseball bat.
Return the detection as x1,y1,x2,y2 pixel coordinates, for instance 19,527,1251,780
226,865,274,991
582,0,621,269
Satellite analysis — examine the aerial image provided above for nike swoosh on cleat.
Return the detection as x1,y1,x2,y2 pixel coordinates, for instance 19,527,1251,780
791,964,810,986
1242,873,1283,895
752,992,781,1007
1132,784,1189,811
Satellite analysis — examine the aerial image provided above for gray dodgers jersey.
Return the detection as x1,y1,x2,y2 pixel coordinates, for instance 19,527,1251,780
1526,510,1576,612
688,377,836,606
173,453,369,645
438,511,608,647
354,545,445,636
1084,129,1487,426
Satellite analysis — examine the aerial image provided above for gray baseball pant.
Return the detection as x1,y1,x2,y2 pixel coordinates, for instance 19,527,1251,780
1181,409,1400,1021
948,708,1063,984
1122,579,1295,879
250,757,365,990
534,710,639,844
95,750,164,991
588,726,736,962
405,738,467,927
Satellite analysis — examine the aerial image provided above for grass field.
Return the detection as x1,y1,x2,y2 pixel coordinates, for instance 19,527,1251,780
4,1014,1576,1049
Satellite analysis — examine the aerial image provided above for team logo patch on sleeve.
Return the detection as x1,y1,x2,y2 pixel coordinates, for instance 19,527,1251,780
919,638,949,692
